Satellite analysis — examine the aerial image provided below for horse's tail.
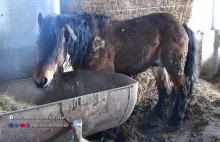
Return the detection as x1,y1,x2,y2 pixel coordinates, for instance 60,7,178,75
183,24,197,96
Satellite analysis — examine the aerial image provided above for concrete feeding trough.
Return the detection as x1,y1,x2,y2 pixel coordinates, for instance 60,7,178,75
0,71,138,142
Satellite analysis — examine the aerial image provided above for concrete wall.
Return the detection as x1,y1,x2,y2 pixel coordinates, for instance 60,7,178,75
0,0,60,83
0,48,36,82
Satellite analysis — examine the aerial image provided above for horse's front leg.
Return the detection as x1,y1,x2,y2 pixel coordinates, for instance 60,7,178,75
147,66,172,127
85,46,115,72
84,47,119,142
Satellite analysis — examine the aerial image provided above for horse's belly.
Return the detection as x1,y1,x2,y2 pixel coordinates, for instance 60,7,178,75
115,46,156,75
111,22,161,75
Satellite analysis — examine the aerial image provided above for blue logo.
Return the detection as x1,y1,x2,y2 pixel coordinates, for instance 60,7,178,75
8,123,14,128
14,123,19,128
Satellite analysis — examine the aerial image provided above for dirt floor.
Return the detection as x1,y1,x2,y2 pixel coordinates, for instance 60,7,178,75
118,69,220,142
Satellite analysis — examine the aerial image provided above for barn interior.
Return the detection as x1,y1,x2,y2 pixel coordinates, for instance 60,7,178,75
0,0,220,141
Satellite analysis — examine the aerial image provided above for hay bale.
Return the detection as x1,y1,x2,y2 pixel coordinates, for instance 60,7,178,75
0,95,35,114
61,0,194,23
131,69,157,105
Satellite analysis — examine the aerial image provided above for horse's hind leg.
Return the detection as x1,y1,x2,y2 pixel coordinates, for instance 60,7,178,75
148,66,172,127
167,75,187,128
160,43,188,128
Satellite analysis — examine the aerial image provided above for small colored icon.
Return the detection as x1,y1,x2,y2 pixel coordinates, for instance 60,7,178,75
8,123,14,128
14,123,19,128
26,123,30,128
9,115,13,120
8,123,31,128
20,123,25,128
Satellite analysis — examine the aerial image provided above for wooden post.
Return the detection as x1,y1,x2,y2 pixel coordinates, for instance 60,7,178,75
213,30,220,75
196,30,204,78
205,30,220,82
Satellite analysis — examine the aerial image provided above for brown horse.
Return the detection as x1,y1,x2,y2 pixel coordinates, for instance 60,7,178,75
33,11,197,138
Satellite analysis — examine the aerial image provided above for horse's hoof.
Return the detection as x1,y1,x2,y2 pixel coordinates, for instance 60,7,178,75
167,117,182,127
163,124,181,132
147,116,163,127
165,119,182,132
100,137,115,142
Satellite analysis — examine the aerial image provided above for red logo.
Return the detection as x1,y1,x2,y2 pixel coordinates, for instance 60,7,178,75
20,123,25,128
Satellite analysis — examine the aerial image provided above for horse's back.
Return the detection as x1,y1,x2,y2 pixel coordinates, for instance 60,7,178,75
114,13,179,26
109,12,182,45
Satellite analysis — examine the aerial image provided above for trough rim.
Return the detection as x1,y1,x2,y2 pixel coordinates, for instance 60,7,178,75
0,71,139,117
0,71,138,84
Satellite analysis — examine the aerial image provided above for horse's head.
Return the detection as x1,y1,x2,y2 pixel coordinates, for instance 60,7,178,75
34,12,77,88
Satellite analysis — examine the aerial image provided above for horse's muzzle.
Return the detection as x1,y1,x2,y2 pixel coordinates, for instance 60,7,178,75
34,79,49,88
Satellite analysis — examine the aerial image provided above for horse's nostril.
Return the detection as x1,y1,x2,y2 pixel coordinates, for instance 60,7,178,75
40,78,48,86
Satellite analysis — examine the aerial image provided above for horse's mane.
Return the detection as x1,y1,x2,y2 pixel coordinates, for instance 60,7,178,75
64,11,109,66
38,11,109,68
37,13,62,64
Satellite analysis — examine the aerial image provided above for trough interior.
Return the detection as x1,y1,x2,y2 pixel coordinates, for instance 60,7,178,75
0,71,137,109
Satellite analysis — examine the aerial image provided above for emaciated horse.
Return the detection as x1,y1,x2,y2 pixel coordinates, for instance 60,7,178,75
33,11,197,139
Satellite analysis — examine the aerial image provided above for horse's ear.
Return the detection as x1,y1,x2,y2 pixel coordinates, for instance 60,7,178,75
38,12,44,28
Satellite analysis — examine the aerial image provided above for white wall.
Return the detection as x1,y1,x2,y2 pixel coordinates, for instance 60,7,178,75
188,0,213,32
188,0,219,65
212,0,220,30
0,0,60,49
0,0,61,82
